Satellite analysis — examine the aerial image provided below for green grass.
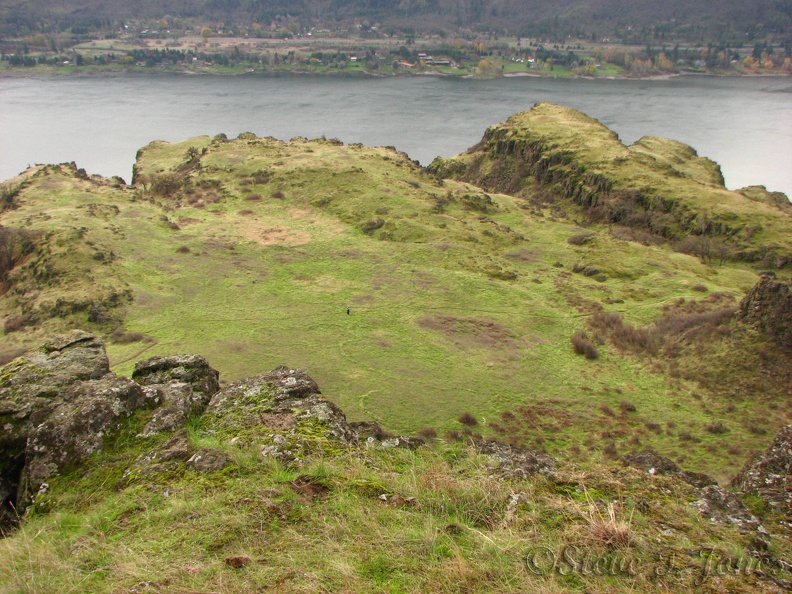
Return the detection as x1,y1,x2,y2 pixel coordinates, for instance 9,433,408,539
1,117,790,483
1,77,790,594
2,426,787,594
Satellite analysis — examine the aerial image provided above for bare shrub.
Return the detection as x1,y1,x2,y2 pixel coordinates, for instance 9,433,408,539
675,236,733,265
644,421,662,433
150,173,185,197
250,172,271,184
184,146,200,161
619,401,637,414
244,193,263,201
488,422,506,434
416,426,437,440
678,431,701,443
706,422,729,434
602,441,619,459
748,423,767,435
458,412,478,426
1,226,39,289
3,315,26,333
591,311,656,352
598,404,615,417
271,190,285,199
572,263,601,277
109,331,146,344
176,246,190,254
361,219,385,235
571,330,599,359
691,284,708,292
654,308,736,341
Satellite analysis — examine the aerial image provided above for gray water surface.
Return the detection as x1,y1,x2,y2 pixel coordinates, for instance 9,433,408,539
1,74,790,196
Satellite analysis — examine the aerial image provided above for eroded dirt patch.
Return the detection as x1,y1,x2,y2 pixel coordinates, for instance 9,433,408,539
237,219,311,246
418,314,523,351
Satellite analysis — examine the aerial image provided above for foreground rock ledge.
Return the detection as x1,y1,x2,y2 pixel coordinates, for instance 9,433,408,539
1,331,555,529
3,331,789,551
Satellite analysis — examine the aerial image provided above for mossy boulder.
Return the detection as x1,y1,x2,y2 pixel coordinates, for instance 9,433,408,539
204,365,355,449
0,331,155,522
121,429,232,486
20,373,146,506
132,354,220,437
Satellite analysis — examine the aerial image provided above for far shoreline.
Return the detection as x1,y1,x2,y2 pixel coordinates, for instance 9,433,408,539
1,64,790,82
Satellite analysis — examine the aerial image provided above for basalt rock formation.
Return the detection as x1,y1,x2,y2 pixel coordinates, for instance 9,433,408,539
739,273,792,351
430,103,792,267
0,330,147,523
132,354,220,438
733,425,792,511
0,332,449,527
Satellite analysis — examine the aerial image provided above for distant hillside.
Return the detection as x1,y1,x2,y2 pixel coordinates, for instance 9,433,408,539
1,0,790,40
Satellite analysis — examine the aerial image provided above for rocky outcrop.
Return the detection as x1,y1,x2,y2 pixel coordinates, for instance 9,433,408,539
0,331,154,521
0,334,224,523
621,450,769,537
0,333,642,541
205,365,355,448
473,439,556,479
132,354,220,438
21,374,146,503
621,450,717,488
691,485,768,536
132,354,220,395
122,429,231,485
732,425,792,510
432,103,792,266
739,273,792,351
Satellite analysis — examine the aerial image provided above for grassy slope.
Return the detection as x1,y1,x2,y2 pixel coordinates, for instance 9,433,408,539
436,103,792,264
0,121,790,484
1,408,791,594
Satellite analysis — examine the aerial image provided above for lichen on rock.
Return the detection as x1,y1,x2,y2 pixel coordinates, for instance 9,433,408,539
732,425,792,510
0,331,155,521
132,354,220,438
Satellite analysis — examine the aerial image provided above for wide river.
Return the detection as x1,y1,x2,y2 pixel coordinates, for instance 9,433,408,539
1,73,790,196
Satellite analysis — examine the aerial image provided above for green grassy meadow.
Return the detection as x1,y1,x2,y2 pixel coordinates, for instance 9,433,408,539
2,104,792,594
1,108,791,484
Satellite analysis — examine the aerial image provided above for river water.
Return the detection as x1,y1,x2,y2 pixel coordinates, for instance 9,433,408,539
1,73,790,196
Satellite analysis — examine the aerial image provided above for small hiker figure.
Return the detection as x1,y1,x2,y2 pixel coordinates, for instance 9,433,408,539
346,307,350,315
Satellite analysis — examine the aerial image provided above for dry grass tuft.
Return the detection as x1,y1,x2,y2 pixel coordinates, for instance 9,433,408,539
576,493,635,549
586,501,635,548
